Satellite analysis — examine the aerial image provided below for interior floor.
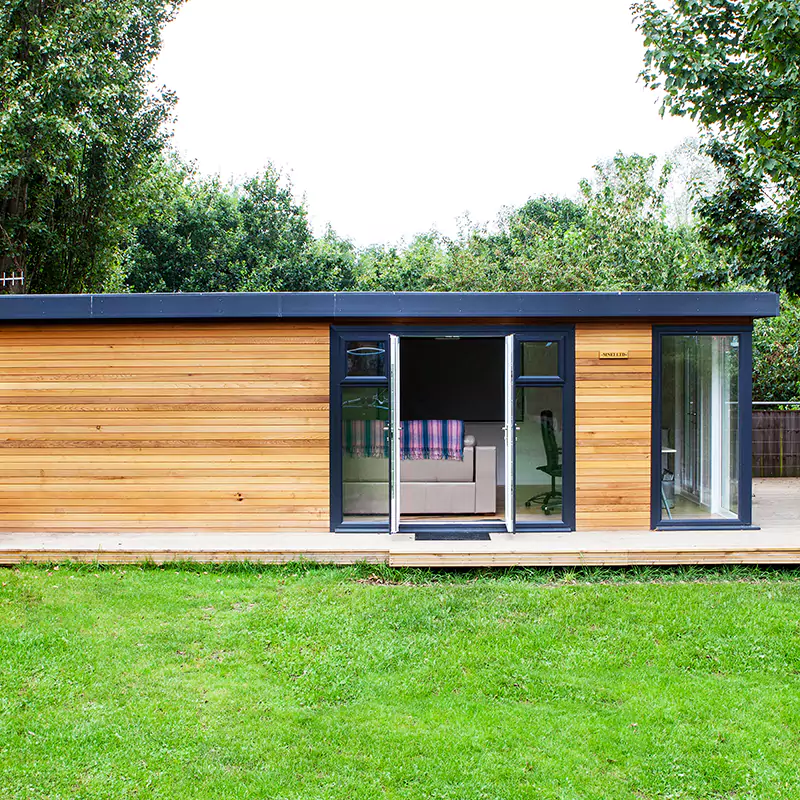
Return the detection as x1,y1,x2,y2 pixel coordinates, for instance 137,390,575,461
400,512,502,523
516,483,562,522
663,493,737,520
349,483,562,525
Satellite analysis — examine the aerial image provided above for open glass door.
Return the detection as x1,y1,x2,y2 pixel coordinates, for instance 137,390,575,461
389,334,401,534
333,326,572,533
504,334,516,533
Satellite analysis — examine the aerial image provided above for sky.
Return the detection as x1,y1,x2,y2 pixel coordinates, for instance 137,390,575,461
153,0,698,247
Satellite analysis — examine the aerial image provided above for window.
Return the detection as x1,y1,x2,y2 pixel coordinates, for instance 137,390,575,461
345,341,386,377
520,340,560,377
655,330,750,526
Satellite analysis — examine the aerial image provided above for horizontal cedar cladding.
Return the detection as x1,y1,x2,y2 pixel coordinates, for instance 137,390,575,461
575,322,652,531
0,321,330,532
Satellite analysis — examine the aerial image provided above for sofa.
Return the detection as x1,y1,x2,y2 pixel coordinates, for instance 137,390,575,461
343,434,497,515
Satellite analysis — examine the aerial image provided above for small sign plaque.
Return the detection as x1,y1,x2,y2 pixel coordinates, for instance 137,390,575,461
599,350,629,359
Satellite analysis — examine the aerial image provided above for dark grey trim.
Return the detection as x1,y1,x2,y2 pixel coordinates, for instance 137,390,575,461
514,330,576,531
655,524,760,531
651,325,754,530
0,291,780,321
330,324,576,533
329,327,391,531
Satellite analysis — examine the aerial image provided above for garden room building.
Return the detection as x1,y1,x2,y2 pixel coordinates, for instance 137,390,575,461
0,291,785,564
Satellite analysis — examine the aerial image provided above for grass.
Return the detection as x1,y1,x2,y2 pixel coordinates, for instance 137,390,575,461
2,563,800,799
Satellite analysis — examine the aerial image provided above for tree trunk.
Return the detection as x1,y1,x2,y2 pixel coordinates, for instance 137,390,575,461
0,175,28,293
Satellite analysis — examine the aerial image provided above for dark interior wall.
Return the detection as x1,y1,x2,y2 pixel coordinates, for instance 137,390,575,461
400,337,504,421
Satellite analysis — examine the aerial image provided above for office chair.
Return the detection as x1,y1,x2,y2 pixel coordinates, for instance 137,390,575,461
525,409,562,515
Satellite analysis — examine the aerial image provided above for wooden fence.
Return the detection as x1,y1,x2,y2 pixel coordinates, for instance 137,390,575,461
753,411,800,478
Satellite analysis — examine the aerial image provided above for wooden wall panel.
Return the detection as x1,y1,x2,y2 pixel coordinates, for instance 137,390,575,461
575,323,652,531
0,322,330,532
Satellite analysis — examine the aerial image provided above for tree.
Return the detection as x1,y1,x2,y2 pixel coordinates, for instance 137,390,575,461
753,294,800,402
352,153,724,294
124,158,244,293
234,169,313,292
0,0,184,293
662,137,721,228
125,160,356,293
633,0,800,293
574,153,716,290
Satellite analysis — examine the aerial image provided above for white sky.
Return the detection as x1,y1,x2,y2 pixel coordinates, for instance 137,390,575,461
154,0,697,247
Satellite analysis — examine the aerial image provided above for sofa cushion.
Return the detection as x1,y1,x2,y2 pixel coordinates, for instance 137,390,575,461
343,446,475,483
401,447,474,482
400,482,476,514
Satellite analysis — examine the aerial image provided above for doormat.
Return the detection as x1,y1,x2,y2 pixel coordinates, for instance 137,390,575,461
414,531,492,541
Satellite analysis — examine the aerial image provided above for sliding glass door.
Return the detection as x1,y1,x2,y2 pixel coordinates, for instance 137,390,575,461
654,329,751,527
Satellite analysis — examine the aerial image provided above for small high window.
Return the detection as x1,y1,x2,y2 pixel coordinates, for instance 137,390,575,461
520,340,560,377
345,341,386,377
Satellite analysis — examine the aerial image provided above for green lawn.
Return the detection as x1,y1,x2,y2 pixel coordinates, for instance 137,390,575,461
2,564,800,799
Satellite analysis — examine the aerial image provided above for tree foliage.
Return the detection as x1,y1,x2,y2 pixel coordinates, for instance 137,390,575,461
1,0,794,399
753,294,800,403
694,141,800,294
633,0,800,294
0,0,184,292
125,159,355,293
353,153,724,293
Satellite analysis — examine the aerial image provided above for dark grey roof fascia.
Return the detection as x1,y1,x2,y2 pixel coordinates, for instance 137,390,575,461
0,291,780,321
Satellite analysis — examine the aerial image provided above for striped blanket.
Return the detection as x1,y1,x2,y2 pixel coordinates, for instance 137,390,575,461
344,419,465,460
344,419,388,458
401,419,464,461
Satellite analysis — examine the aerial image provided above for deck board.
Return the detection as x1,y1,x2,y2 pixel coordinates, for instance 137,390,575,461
1,527,798,566
1,479,796,566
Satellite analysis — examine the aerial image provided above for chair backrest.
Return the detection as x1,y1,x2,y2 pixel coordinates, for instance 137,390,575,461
540,409,560,469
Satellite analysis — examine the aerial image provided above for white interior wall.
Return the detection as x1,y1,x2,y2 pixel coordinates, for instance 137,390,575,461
465,423,507,485
515,386,562,487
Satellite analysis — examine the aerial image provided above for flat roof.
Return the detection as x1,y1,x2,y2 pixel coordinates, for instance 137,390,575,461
0,291,780,321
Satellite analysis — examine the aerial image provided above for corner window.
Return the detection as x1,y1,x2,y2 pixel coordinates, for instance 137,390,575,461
656,331,750,526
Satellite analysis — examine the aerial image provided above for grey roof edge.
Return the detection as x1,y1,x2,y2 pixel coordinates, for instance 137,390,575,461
0,291,781,321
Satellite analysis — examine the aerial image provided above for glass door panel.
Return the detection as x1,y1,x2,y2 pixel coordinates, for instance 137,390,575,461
659,334,739,521
721,339,740,515
512,331,573,529
341,386,389,524
515,387,564,522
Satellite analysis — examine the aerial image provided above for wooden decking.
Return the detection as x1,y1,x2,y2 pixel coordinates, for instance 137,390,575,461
1,480,797,567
